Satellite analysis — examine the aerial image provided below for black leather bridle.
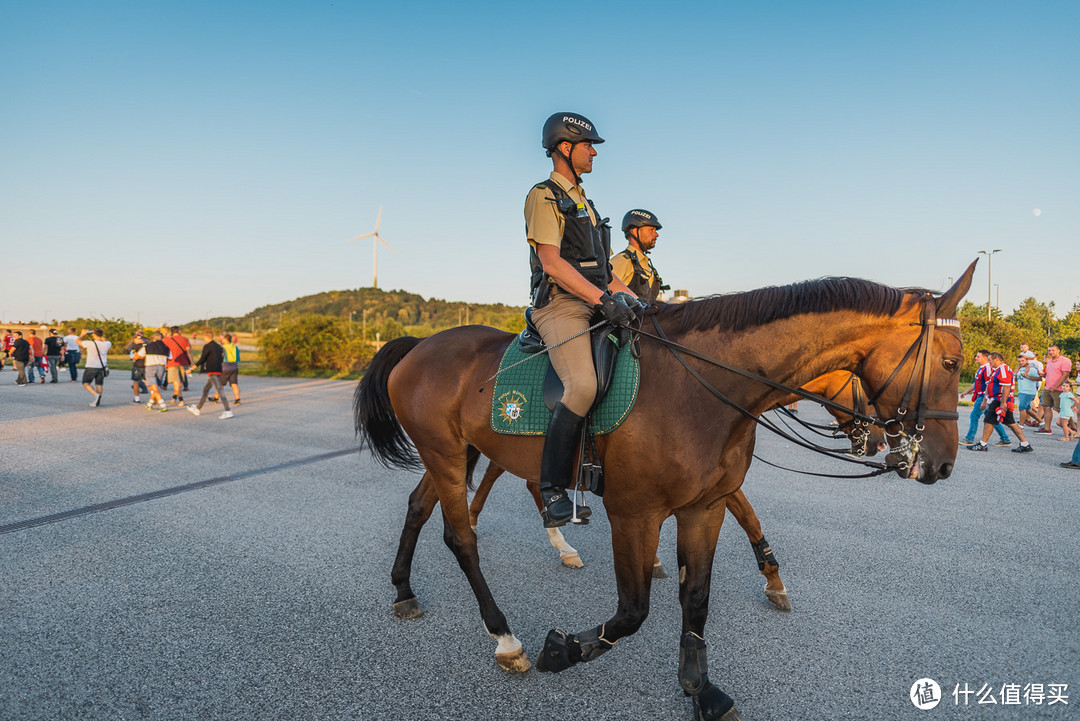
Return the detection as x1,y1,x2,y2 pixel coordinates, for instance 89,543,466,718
634,292,961,478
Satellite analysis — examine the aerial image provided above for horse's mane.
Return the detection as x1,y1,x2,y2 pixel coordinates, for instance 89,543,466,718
654,277,921,334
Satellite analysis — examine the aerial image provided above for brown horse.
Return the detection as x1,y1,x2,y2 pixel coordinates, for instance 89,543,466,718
355,267,973,721
457,371,885,606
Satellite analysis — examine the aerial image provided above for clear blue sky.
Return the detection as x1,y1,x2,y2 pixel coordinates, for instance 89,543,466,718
2,1,1077,326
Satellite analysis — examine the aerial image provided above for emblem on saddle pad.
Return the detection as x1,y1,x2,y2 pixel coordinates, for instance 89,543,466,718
497,390,528,423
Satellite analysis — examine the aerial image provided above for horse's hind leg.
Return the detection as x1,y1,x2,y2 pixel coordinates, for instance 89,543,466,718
391,473,440,619
726,488,790,611
676,505,744,721
427,454,530,673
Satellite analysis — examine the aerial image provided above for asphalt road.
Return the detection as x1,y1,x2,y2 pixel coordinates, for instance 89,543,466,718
1,372,1076,721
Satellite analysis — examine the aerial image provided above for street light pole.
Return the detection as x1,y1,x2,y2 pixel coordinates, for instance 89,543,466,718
978,249,1002,320
994,284,1000,315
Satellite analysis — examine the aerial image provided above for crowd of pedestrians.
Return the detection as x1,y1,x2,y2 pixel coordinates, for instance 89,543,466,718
958,343,1080,468
3,326,241,419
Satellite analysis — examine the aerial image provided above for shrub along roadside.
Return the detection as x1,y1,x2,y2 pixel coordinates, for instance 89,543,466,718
259,314,374,378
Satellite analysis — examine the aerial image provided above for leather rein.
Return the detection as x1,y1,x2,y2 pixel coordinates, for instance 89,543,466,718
631,292,961,479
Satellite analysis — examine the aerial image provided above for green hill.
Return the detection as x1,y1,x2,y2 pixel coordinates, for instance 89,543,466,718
191,287,526,338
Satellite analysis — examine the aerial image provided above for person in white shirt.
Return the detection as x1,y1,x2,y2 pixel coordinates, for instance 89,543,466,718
62,326,82,382
79,328,112,407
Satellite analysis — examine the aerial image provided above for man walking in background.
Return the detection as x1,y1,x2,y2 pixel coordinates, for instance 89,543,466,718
142,331,170,412
124,331,149,404
80,327,111,407
1015,351,1043,427
210,332,242,405
1038,345,1072,435
44,329,64,383
163,326,191,407
27,329,45,383
959,349,1012,447
62,327,81,382
187,330,234,420
11,331,32,386
1,329,13,371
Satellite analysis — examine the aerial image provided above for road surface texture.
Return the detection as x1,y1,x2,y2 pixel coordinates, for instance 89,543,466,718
1,373,1076,720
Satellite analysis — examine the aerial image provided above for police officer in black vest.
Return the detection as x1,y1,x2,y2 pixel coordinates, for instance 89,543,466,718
524,112,637,528
611,209,668,302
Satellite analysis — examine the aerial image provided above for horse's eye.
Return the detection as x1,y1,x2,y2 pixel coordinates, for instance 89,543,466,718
942,359,959,373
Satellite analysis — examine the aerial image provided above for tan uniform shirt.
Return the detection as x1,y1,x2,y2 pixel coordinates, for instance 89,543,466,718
524,171,597,250
610,245,656,288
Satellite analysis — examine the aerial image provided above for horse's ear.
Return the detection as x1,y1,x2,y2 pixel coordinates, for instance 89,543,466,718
936,260,978,317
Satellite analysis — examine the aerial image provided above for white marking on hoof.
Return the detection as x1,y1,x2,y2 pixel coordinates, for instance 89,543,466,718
679,565,687,584
546,528,582,567
652,562,669,579
560,551,584,569
492,633,531,673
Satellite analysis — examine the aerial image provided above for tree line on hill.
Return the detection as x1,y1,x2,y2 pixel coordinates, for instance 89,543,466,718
195,287,527,341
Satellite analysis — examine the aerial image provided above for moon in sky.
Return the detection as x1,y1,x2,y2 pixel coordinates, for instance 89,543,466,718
1033,208,1042,216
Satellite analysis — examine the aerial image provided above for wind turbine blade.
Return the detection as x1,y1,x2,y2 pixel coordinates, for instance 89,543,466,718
374,205,382,233
349,233,376,241
376,233,396,252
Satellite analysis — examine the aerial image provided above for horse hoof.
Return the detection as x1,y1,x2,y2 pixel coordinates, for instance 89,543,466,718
560,552,584,569
536,628,573,673
764,587,791,611
652,562,669,579
392,598,424,619
495,646,532,673
693,684,738,721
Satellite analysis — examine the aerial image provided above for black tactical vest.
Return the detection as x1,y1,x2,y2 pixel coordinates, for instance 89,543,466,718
528,180,612,307
619,249,668,302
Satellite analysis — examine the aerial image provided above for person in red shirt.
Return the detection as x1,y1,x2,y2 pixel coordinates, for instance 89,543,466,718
968,352,1033,453
27,329,46,383
1,329,13,371
162,326,192,406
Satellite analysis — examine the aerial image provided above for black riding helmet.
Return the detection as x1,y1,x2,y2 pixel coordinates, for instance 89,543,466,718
621,209,662,235
542,112,605,154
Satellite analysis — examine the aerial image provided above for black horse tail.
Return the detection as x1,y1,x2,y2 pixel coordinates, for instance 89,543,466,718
354,336,425,472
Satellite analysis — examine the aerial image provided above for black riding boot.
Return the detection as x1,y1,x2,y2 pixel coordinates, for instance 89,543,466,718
539,402,590,528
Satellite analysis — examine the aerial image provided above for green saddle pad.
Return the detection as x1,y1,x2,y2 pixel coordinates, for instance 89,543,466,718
490,336,640,436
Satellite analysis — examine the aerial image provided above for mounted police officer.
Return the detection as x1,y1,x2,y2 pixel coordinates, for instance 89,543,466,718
611,209,668,302
524,112,637,528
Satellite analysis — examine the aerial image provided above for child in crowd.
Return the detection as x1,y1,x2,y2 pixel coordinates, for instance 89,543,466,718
1057,381,1077,441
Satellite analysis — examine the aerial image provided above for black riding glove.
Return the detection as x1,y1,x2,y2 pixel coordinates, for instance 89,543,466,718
596,292,636,327
613,291,649,312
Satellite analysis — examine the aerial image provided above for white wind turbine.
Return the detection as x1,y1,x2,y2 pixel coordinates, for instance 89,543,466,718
349,206,396,288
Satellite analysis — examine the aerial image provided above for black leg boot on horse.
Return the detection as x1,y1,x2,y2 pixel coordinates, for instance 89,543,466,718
539,402,590,527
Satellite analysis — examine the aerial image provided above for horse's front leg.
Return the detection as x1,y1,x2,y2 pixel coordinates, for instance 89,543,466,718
536,512,662,673
390,473,439,619
428,456,531,674
725,489,790,611
676,505,744,721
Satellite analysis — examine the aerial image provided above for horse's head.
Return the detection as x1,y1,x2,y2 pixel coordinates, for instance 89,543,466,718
858,261,976,483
